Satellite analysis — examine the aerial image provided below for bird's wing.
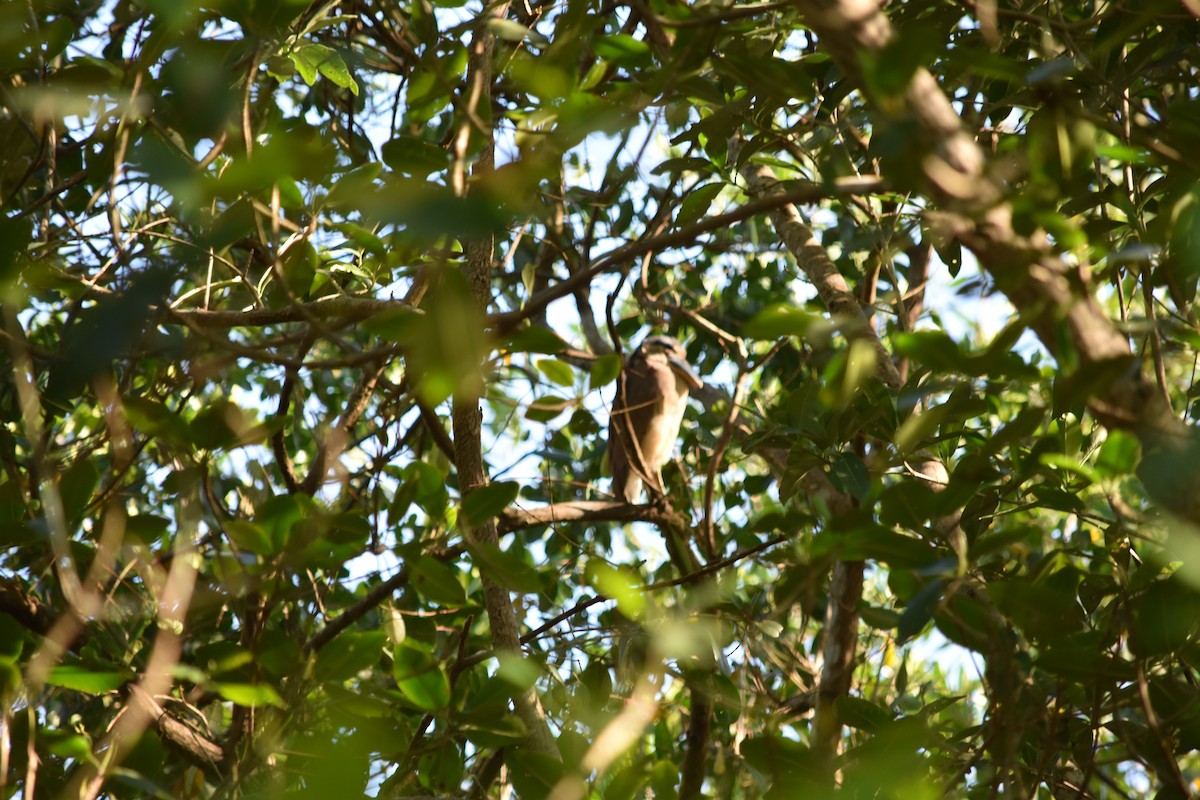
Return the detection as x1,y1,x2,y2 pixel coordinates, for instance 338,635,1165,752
608,358,666,500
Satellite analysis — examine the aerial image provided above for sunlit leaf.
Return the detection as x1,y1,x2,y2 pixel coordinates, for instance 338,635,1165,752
585,561,646,620
535,358,576,388
46,665,129,694
593,34,652,68
393,644,450,712
217,682,285,708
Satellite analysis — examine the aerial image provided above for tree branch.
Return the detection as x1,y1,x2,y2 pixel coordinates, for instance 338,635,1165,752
451,0,559,761
304,568,409,653
793,0,1200,526
491,176,886,335
165,296,412,329
497,500,688,534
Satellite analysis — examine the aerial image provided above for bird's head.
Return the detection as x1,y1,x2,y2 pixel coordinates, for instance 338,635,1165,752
635,335,704,390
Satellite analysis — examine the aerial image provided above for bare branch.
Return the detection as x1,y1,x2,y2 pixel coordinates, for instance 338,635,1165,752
165,296,412,329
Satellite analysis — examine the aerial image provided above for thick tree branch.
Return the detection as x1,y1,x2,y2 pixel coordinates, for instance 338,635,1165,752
735,155,901,393
127,685,225,774
497,500,688,534
0,577,57,638
733,148,886,763
793,0,1200,526
450,1,559,761
678,688,711,800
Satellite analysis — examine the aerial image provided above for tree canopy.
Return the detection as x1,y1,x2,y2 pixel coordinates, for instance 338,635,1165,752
3,0,1200,797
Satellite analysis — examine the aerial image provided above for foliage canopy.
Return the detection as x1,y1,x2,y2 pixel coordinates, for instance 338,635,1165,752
2,0,1200,798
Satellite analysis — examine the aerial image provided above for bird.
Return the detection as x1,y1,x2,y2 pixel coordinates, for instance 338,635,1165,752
607,335,703,503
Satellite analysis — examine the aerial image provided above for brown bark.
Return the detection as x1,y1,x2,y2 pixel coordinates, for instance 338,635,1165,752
678,688,712,799
792,0,1199,526
734,151,887,763
737,158,902,393
449,2,559,761
165,296,411,329
497,500,688,534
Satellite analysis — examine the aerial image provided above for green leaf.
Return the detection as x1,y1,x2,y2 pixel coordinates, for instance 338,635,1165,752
593,34,652,68
290,43,357,94
836,695,892,732
264,54,295,80
58,459,99,524
893,402,949,455
589,353,622,389
460,712,529,747
279,238,317,297
1039,453,1100,485
834,526,940,567
1167,188,1200,307
191,397,261,451
896,578,945,644
393,644,451,711
879,481,935,529
121,396,191,447
381,136,450,176
1036,643,1135,681
674,182,723,230
827,452,872,502
315,631,386,682
864,25,943,98
1095,429,1140,477
217,682,284,708
585,561,646,620
1130,578,1200,656
288,45,323,85
526,395,574,422
495,653,543,694
223,519,274,556
327,162,383,207
410,556,467,606
125,514,170,544
363,307,424,343
46,665,128,694
892,330,965,371
333,221,387,257
648,760,679,799
461,481,520,527
535,358,576,388
860,604,902,630
743,305,822,340
486,18,549,46
467,539,542,594
508,749,566,800
257,494,305,553
504,325,569,354
44,730,93,759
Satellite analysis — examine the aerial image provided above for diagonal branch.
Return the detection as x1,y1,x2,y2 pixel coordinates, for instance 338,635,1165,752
792,0,1199,526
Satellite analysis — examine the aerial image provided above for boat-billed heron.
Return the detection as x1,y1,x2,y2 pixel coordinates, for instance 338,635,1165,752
608,335,704,502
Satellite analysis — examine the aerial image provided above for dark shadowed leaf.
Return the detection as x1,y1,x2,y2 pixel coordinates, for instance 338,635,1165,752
411,556,467,606
462,482,520,527
466,539,542,594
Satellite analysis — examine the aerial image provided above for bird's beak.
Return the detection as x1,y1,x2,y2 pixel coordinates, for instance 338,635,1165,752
668,357,704,390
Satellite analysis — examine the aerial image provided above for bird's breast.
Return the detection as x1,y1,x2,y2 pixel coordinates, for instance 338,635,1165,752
638,384,690,469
